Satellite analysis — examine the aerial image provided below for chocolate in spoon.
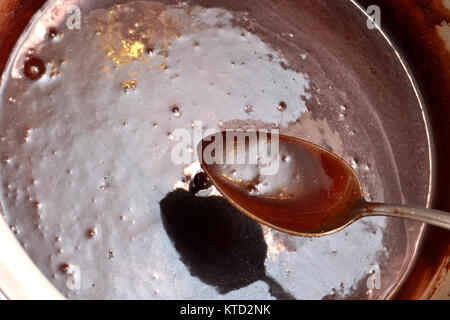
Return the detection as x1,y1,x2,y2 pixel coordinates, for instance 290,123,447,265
198,131,450,237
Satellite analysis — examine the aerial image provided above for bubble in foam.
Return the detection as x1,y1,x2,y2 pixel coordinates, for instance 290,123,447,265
86,227,98,238
277,101,287,112
23,57,46,80
59,263,71,273
170,104,182,118
48,28,58,39
244,105,253,113
189,172,212,193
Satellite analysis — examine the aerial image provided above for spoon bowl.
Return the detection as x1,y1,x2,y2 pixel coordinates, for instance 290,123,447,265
198,131,450,237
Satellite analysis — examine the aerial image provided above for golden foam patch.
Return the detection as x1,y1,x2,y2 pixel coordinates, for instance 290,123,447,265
92,2,186,66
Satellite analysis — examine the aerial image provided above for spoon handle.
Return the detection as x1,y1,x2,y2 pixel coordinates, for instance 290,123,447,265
359,203,450,230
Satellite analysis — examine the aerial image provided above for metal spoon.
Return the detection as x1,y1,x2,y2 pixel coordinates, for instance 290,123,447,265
198,131,450,237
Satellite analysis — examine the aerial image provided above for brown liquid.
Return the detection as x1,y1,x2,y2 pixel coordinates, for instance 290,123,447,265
200,132,364,235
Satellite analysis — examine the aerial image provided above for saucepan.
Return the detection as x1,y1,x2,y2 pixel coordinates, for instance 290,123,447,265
0,0,448,299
